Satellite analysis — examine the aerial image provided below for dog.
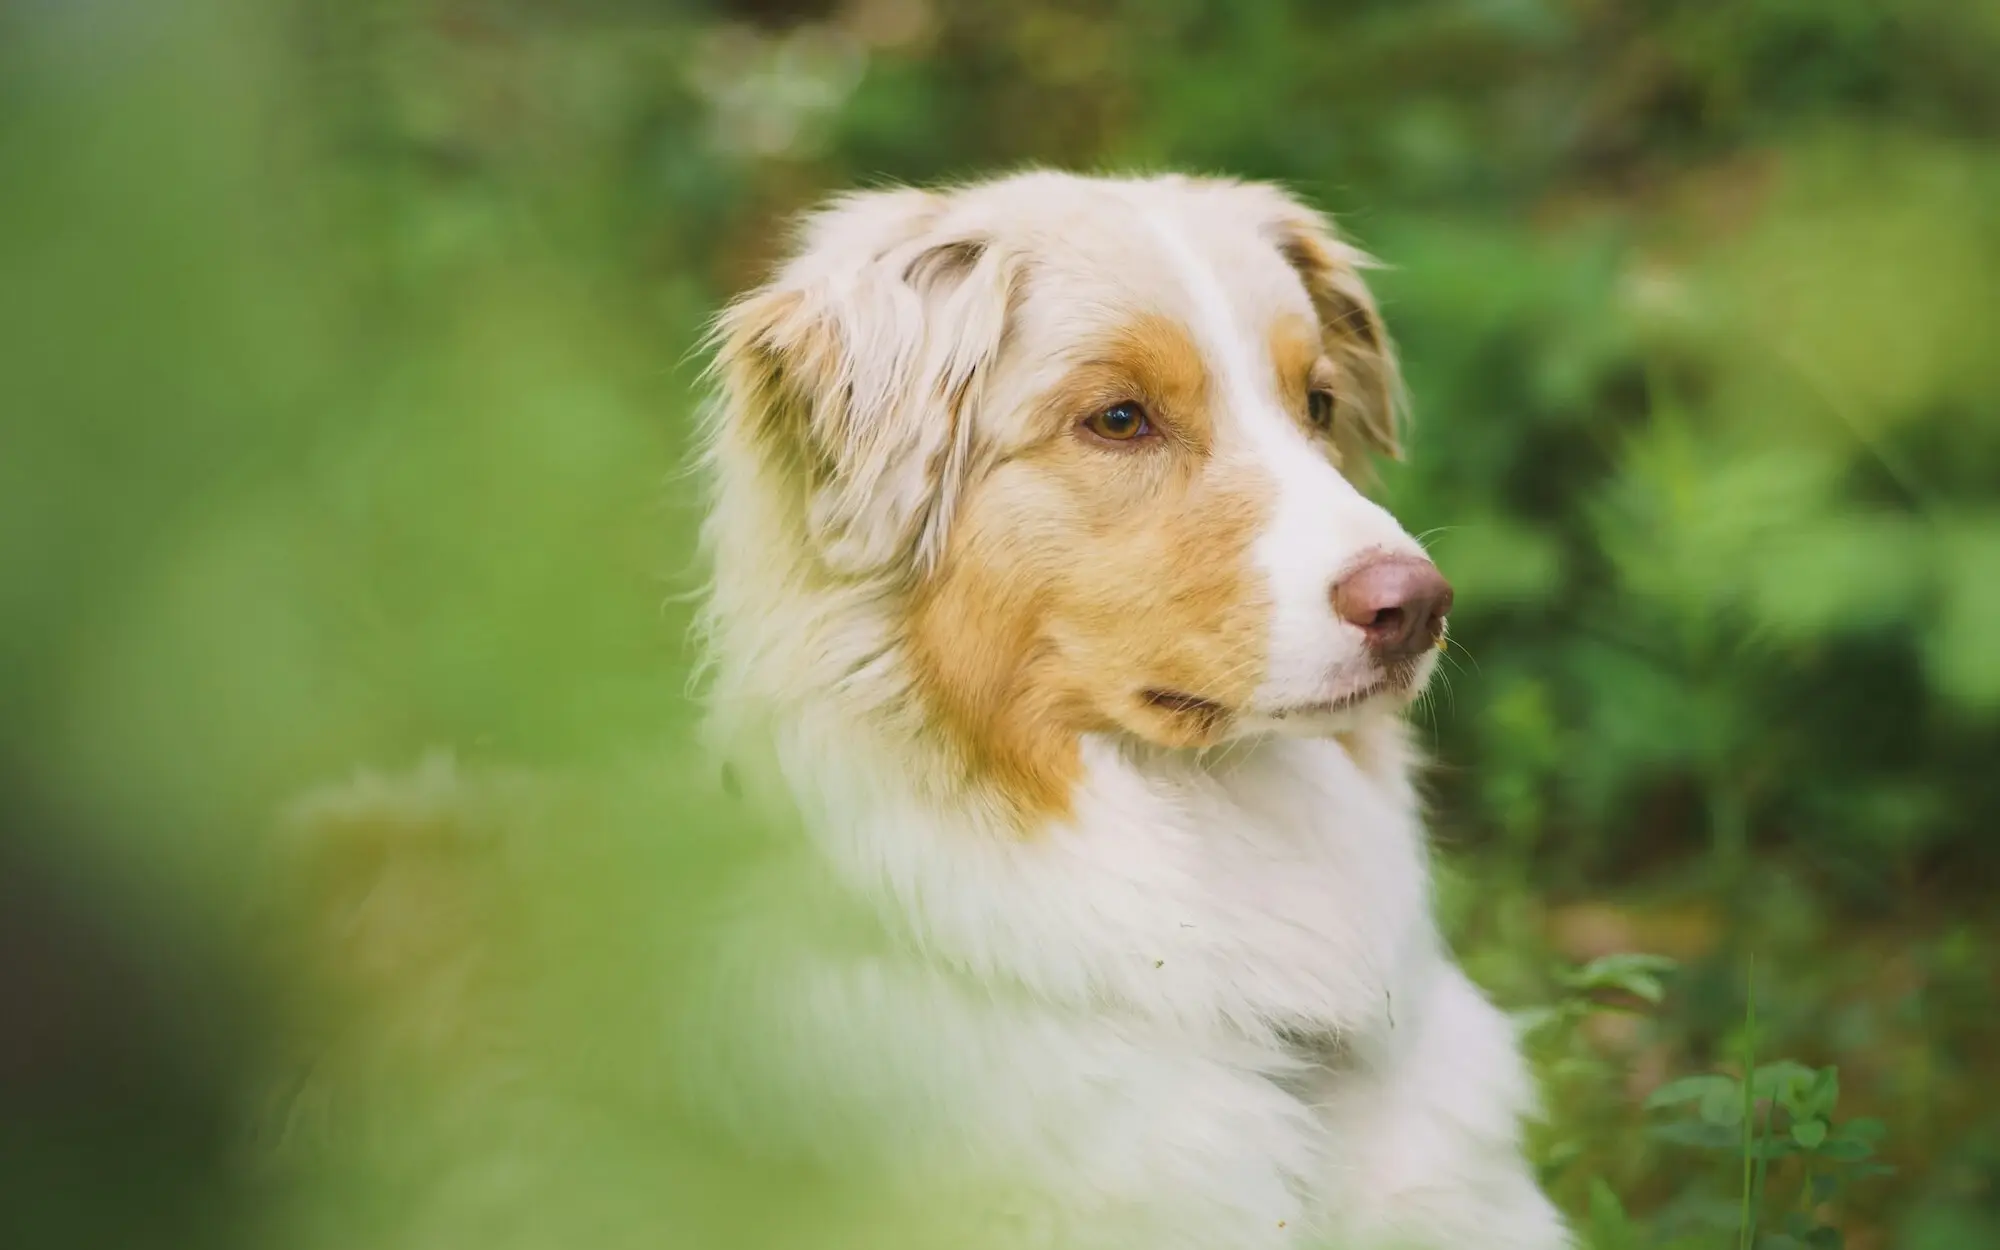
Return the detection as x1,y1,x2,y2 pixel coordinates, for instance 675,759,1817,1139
694,171,1571,1249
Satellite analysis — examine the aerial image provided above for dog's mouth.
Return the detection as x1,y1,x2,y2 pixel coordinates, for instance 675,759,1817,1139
1143,655,1429,732
1140,688,1230,729
1266,682,1387,721
1266,657,1429,721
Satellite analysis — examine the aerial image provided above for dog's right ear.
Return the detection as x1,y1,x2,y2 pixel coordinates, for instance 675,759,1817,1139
1256,193,1406,472
709,189,1014,579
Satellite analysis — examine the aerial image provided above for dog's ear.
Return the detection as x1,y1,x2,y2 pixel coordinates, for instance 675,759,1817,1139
1263,199,1405,469
710,189,1013,578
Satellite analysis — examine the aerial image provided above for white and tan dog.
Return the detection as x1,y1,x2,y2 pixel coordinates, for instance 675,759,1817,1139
695,171,1570,1249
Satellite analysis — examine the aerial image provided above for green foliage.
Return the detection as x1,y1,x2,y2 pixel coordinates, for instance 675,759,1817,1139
1536,954,1895,1249
1563,954,1682,1007
6,0,2000,1247
1645,1055,1894,1248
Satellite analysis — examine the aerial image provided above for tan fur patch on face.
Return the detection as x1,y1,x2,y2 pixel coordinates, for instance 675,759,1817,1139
1265,313,1334,440
1035,312,1213,451
1272,312,1379,478
905,315,1274,828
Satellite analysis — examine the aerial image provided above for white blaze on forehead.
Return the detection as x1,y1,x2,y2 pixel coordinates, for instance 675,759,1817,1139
1131,196,1419,708
1130,204,1316,470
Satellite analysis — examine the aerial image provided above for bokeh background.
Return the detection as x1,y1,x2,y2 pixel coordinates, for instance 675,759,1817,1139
5,1,1999,1247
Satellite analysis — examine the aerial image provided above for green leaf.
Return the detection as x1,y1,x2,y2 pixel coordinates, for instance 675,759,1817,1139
1777,1066,1837,1120
1588,1177,1629,1248
1561,952,1678,1003
1701,1081,1746,1126
1810,1173,1841,1204
1650,1120,1742,1150
1752,1061,1818,1103
1792,1120,1828,1150
1512,1006,1564,1038
1656,1194,1748,1232
1818,1139,1874,1162
1804,1068,1840,1120
1837,1118,1887,1144
1646,1074,1736,1111
1924,520,2000,710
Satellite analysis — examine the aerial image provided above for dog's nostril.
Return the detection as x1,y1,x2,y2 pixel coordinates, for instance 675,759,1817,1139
1331,556,1453,660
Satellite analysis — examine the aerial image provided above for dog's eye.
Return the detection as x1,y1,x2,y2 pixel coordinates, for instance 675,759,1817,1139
1308,389,1336,431
1083,401,1152,443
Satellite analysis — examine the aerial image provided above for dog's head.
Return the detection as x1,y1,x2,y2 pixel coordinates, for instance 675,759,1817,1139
709,173,1446,820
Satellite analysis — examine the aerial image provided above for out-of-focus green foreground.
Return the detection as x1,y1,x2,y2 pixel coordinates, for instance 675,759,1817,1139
3,2,1998,1248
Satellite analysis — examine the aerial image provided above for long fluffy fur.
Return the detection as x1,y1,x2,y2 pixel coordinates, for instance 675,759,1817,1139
692,172,1570,1249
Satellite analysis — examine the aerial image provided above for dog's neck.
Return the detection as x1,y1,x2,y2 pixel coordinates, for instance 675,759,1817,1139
708,625,1433,1031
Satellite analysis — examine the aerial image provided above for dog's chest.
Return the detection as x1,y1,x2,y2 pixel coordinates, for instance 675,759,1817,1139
708,728,1459,1239
1052,734,1435,1033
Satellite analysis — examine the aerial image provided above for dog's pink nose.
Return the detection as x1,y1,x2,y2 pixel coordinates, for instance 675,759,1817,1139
1331,556,1453,660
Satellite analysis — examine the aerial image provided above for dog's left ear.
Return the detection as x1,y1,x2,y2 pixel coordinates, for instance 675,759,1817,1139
710,189,1014,578
1263,200,1406,468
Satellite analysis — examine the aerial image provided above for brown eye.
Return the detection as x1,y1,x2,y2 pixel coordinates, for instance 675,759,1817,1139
1308,388,1336,430
1083,401,1152,442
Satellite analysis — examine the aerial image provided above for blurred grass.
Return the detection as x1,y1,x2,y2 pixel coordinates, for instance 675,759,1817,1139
3,1,1999,1247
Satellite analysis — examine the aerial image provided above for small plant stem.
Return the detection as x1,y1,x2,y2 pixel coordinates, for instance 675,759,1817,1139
1739,954,1757,1250
1751,1097,1773,1243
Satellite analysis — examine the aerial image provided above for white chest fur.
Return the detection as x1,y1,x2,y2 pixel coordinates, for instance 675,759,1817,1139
694,718,1565,1249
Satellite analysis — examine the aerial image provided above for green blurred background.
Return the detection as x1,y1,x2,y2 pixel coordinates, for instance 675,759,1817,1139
4,1,1998,1247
